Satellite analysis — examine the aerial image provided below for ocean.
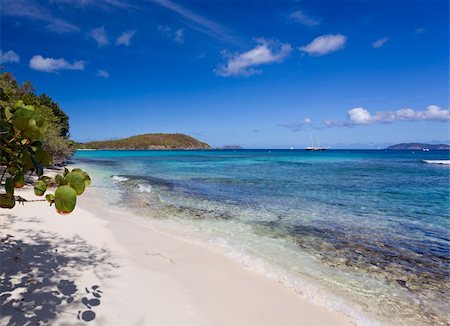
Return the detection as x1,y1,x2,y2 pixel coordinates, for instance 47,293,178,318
72,149,450,325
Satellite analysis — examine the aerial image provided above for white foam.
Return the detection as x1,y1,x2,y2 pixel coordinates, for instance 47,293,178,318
112,175,129,182
423,160,450,165
137,184,152,193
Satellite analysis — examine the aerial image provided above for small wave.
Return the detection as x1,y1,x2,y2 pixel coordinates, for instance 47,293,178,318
422,160,450,165
137,184,153,193
112,175,130,182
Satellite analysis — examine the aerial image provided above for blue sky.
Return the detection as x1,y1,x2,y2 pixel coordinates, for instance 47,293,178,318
1,0,448,148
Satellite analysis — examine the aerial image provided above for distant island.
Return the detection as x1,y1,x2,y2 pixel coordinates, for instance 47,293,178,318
78,133,211,150
386,143,450,150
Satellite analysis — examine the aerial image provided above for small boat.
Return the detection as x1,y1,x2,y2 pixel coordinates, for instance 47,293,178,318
305,134,327,151
422,148,430,152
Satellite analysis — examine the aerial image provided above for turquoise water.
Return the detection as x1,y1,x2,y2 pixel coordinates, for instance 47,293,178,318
73,149,450,325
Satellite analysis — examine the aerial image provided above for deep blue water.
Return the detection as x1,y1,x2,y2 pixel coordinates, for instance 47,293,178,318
73,149,450,325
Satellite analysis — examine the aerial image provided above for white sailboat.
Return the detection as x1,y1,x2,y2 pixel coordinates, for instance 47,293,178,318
305,134,327,151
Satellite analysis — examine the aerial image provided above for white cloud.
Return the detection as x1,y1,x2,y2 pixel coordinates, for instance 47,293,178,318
345,105,450,125
300,34,347,56
174,29,185,43
290,10,320,27
0,50,20,64
29,55,85,72
283,106,450,131
49,0,134,10
90,27,109,46
116,30,136,46
348,107,372,124
372,37,389,48
96,70,110,78
158,25,185,44
280,118,313,131
215,38,292,77
2,0,79,33
153,0,238,44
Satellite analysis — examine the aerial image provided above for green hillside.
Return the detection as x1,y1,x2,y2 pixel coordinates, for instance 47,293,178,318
386,143,450,150
78,133,211,150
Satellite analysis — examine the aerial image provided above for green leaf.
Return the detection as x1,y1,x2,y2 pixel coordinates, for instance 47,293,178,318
13,116,30,131
27,118,36,129
54,185,77,214
55,174,68,186
23,126,41,140
82,171,91,186
23,151,33,171
13,173,25,188
35,148,52,166
34,180,47,196
13,100,25,109
39,176,53,186
45,193,55,205
0,194,15,209
4,107,13,121
64,172,86,195
5,178,14,198
71,169,92,186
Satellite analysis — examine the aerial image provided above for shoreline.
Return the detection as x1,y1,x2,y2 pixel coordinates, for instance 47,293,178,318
1,186,354,325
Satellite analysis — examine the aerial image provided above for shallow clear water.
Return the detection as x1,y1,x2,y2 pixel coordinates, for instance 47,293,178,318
73,149,450,325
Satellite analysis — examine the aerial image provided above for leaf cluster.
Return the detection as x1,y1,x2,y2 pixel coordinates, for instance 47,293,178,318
0,70,90,214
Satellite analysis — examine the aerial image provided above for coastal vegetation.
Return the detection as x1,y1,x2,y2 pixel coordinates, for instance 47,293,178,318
386,143,450,150
0,70,89,213
78,133,210,150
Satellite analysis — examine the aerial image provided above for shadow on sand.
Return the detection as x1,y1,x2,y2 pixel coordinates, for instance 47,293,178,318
0,215,118,325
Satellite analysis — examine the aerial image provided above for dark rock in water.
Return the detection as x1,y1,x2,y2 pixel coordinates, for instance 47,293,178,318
396,279,408,288
121,175,174,188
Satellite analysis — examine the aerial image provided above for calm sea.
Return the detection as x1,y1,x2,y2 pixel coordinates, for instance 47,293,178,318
73,149,450,325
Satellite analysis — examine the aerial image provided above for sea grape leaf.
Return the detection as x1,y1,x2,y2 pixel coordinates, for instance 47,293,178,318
35,148,52,166
5,178,14,197
55,174,67,186
82,172,91,186
13,116,30,131
54,185,77,214
13,100,25,109
64,172,85,195
0,194,15,209
45,193,55,205
23,151,33,171
34,180,47,196
39,176,53,186
13,173,25,188
4,107,13,121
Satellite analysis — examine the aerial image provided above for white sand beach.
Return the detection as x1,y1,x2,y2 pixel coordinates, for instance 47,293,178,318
1,186,353,325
